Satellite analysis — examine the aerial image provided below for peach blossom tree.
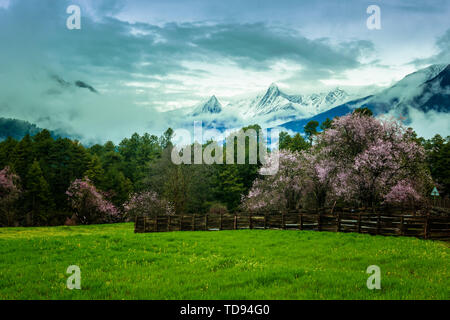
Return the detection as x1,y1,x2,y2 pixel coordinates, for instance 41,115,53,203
123,190,174,219
243,113,431,212
66,177,119,224
314,113,431,208
0,166,21,226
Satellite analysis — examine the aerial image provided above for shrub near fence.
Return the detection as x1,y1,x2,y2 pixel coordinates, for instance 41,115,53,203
135,212,450,241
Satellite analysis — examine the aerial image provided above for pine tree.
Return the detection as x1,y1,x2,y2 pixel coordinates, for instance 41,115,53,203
85,155,104,187
304,120,319,145
279,132,292,151
0,137,18,168
215,165,245,212
12,134,34,183
320,118,333,131
279,132,309,152
103,168,133,207
26,160,53,225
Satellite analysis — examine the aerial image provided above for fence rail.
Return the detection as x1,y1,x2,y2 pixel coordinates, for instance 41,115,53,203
428,198,450,209
134,212,450,241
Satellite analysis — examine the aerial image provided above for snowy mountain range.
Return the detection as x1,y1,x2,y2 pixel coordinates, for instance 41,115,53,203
187,83,352,128
235,84,349,119
283,64,450,133
362,64,449,115
2,64,449,143
183,64,450,135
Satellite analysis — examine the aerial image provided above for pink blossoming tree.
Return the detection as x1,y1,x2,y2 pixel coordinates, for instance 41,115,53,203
243,113,431,212
66,177,120,224
314,113,431,208
123,191,174,220
243,150,309,212
242,149,332,212
0,166,21,226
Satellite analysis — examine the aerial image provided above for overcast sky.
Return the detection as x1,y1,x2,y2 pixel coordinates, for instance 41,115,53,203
0,0,449,142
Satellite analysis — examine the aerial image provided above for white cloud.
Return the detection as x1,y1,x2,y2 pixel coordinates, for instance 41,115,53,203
407,108,450,139
0,0,448,144
321,65,418,88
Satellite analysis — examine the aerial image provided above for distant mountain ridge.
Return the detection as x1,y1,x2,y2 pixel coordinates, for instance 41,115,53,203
0,118,43,140
280,96,373,132
0,117,75,141
361,64,449,115
280,64,450,133
178,64,449,135
414,64,450,113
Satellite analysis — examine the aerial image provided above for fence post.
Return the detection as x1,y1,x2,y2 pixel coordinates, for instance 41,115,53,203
143,217,146,232
299,214,303,230
424,216,429,239
205,214,208,231
249,215,253,229
219,213,223,231
331,200,336,216
336,213,340,232
192,214,195,231
399,216,404,236
180,215,183,231
376,213,381,235
168,215,171,232
317,213,321,231
357,214,361,233
264,214,267,229
282,213,285,230
234,215,237,230
154,216,158,232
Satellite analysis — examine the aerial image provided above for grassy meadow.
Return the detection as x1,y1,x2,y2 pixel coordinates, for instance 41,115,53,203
0,223,448,300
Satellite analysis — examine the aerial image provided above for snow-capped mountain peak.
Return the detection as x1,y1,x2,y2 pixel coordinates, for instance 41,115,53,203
192,95,223,116
232,84,351,125
391,64,447,91
365,63,450,114
325,87,348,103
256,83,287,111
267,83,280,95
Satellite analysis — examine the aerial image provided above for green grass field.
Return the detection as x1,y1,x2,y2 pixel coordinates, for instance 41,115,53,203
0,223,448,300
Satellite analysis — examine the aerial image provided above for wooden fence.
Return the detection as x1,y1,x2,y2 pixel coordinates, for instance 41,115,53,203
429,198,450,209
134,212,450,241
